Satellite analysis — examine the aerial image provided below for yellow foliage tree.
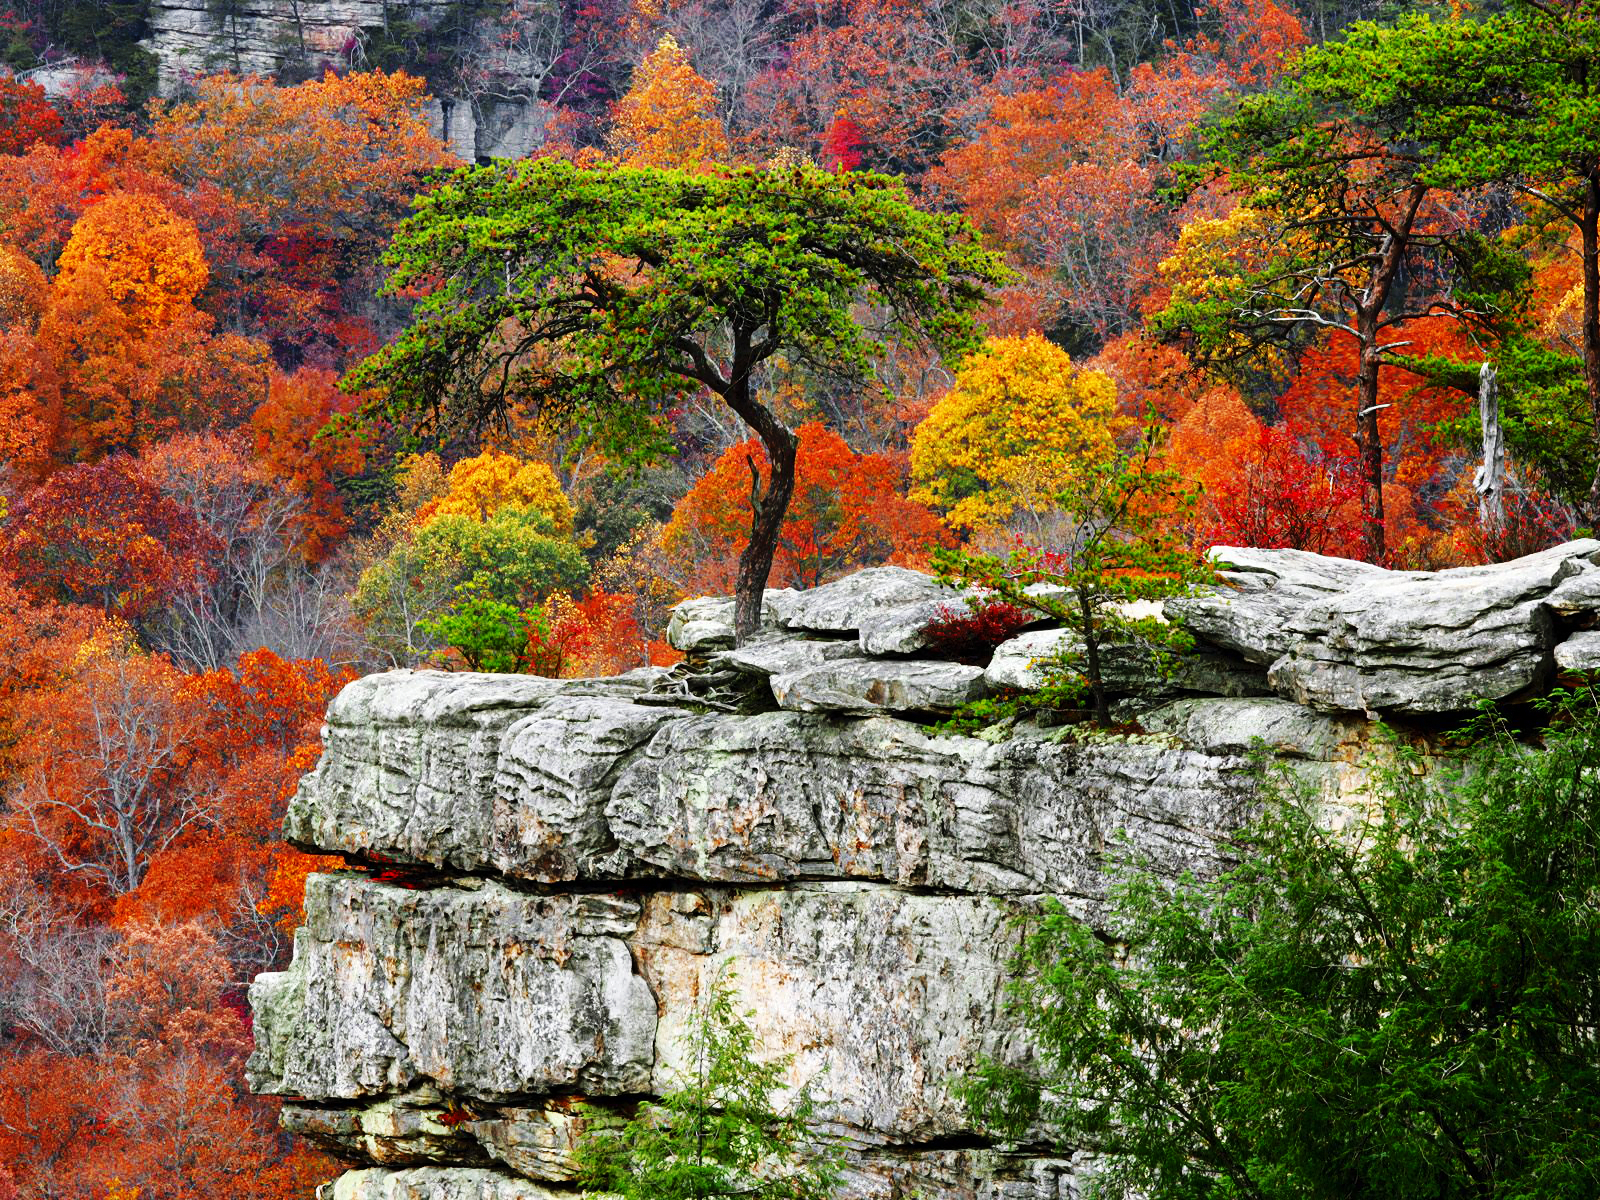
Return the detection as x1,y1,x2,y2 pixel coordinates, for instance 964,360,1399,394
606,35,730,169
415,450,576,534
55,194,208,334
910,334,1121,534
1159,204,1280,308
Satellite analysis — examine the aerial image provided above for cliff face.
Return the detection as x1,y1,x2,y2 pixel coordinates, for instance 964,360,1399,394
142,0,549,160
249,543,1600,1199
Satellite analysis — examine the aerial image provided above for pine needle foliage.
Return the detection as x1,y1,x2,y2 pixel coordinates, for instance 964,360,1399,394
962,688,1600,1200
576,971,843,1200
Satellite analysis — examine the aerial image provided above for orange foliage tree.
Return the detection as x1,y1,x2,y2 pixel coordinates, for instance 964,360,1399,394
250,368,366,560
608,34,730,168
14,198,268,464
663,421,946,593
147,70,449,358
54,194,209,335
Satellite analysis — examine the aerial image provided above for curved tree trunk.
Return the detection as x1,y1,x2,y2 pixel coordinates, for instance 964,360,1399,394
727,378,798,646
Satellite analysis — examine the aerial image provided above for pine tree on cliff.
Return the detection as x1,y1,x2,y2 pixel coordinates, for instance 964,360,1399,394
347,160,1007,644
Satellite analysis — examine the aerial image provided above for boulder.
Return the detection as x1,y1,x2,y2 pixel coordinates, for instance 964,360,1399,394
1547,566,1600,619
1267,540,1600,714
489,698,685,881
1140,696,1358,760
770,566,962,638
985,628,1077,690
769,659,988,713
855,597,968,655
1555,630,1600,672
665,590,799,653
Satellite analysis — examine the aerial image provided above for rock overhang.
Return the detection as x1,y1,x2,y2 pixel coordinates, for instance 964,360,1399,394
254,543,1600,1199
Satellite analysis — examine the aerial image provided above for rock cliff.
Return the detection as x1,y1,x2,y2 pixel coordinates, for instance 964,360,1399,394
250,542,1600,1198
142,0,550,160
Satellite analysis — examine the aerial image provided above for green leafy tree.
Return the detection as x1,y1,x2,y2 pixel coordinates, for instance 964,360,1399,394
417,590,530,673
348,159,1007,643
1226,3,1600,520
353,505,586,667
575,970,842,1200
933,428,1211,724
963,688,1600,1199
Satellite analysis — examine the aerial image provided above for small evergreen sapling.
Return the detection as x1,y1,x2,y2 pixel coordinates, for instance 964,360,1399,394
933,427,1212,724
575,970,842,1200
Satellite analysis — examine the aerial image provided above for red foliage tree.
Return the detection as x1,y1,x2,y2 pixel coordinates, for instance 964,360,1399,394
820,114,864,170
0,459,221,624
663,421,948,594
0,75,63,155
1202,424,1365,557
1276,317,1472,555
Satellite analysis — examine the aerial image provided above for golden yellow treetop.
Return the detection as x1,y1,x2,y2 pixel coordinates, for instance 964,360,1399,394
910,333,1122,533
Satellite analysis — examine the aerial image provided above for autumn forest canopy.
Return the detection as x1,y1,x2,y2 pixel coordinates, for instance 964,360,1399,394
2,0,1600,1194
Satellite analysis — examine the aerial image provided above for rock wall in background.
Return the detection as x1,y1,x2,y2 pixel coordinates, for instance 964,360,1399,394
142,0,551,160
250,542,1600,1199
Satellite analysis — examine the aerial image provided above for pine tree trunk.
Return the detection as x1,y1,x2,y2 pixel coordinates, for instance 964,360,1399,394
1582,172,1600,525
728,379,798,646
1355,316,1387,564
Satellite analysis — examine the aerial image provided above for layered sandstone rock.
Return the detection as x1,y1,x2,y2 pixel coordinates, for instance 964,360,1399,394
253,544,1600,1199
142,0,552,159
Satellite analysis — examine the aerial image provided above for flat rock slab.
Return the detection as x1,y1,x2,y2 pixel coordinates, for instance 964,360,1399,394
770,658,988,713
665,590,799,653
769,565,961,636
1268,540,1600,714
247,875,655,1102
285,672,1262,895
711,634,863,677
1172,541,1600,715
329,1168,570,1200
1170,546,1396,666
283,670,659,871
